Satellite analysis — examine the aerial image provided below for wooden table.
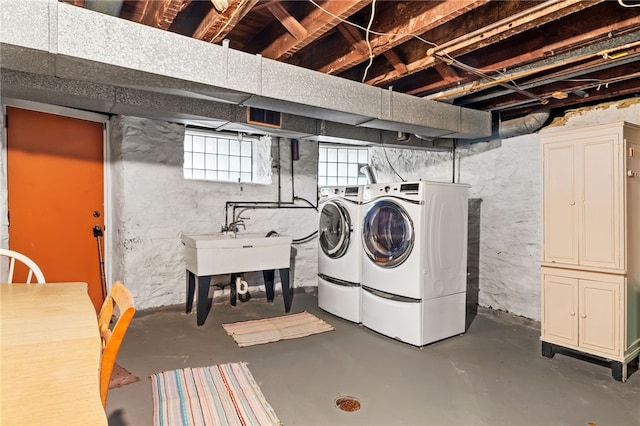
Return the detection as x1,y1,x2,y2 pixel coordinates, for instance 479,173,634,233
0,282,107,425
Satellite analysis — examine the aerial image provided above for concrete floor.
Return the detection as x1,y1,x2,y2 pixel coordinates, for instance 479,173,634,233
107,289,640,426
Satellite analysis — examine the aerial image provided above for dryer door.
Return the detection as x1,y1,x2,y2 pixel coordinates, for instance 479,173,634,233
362,199,414,268
319,201,352,259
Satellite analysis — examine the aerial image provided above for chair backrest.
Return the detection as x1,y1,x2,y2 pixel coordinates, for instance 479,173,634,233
0,248,46,283
98,280,136,407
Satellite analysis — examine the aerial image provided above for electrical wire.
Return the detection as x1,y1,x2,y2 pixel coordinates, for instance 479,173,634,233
382,144,405,182
293,230,318,245
361,0,376,83
307,0,539,101
618,0,640,7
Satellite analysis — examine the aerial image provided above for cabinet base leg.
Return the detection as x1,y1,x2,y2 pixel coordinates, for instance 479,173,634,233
541,341,555,359
611,361,627,382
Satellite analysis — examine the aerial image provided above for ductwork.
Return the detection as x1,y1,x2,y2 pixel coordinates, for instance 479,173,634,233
0,0,491,141
458,111,551,145
84,0,123,16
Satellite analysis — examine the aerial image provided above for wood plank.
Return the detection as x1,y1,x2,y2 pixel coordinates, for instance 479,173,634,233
364,0,603,86
260,0,371,60
192,0,260,43
267,2,307,41
1,283,106,425
383,49,408,75
311,0,489,74
337,23,369,56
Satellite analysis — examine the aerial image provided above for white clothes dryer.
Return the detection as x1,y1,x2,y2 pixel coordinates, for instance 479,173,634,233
360,181,469,346
317,185,364,323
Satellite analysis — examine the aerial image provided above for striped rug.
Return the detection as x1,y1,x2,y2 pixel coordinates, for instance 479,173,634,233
151,362,282,426
222,311,334,347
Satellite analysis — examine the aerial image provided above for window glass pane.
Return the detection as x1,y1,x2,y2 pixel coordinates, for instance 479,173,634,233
218,156,229,171
205,138,217,154
218,138,229,155
193,153,205,169
318,147,327,162
183,129,268,185
229,139,240,156
192,136,205,152
229,156,240,172
358,176,368,185
241,157,251,173
205,154,216,169
317,145,369,187
241,141,252,156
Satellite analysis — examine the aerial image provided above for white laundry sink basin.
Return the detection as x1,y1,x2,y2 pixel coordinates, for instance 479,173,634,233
181,233,292,275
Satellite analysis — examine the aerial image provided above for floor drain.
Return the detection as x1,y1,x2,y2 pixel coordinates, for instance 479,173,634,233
335,396,361,412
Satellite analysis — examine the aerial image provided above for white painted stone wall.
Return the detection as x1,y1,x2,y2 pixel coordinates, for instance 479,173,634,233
369,99,640,320
108,116,319,310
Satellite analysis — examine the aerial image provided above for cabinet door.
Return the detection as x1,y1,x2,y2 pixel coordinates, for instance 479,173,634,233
543,142,578,264
579,279,620,357
542,273,578,347
579,137,621,269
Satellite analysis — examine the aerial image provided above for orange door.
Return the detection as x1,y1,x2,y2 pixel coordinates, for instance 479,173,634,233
7,106,106,311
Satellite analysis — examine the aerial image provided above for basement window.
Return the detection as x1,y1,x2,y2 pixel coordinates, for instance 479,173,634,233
183,128,271,184
318,145,369,186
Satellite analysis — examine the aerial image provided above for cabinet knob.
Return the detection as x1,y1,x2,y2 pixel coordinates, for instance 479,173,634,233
570,311,575,316
569,200,576,206
580,313,587,318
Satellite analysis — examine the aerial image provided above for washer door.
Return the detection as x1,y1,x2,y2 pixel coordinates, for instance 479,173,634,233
362,200,414,268
319,201,352,259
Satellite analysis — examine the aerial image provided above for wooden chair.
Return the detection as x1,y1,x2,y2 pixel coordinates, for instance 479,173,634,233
98,280,136,407
0,248,45,283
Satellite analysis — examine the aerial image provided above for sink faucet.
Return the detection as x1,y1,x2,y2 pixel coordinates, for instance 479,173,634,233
225,208,250,233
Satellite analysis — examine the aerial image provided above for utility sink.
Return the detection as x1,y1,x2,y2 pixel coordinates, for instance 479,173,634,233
181,233,292,276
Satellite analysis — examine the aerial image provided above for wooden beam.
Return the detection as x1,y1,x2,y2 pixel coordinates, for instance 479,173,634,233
260,1,371,60
383,49,408,75
192,0,260,43
364,0,603,86
407,9,640,97
313,0,489,74
336,24,369,56
433,62,459,84
266,2,307,41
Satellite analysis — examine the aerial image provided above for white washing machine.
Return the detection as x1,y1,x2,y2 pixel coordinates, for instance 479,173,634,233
360,180,469,346
318,185,363,323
